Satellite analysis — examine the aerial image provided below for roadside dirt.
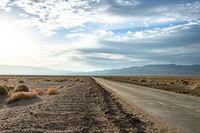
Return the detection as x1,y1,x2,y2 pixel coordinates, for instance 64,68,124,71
0,77,177,132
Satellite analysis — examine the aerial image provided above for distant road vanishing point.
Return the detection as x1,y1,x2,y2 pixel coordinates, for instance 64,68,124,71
94,78,200,133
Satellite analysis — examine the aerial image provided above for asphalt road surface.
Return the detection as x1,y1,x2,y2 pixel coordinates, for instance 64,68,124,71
94,78,200,133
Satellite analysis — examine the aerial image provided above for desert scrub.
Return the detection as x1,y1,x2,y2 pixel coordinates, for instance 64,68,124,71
0,85,9,96
7,92,37,104
18,80,24,83
140,79,147,82
32,88,44,95
47,88,58,95
43,79,51,82
170,82,175,84
14,84,29,92
182,80,189,85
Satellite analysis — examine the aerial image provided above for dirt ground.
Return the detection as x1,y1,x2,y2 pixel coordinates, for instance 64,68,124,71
103,76,200,97
0,76,178,133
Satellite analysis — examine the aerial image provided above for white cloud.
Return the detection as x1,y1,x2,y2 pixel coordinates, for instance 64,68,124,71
0,0,200,71
111,21,200,41
0,0,9,8
0,0,199,36
4,0,131,35
155,1,200,21
157,18,175,23
0,14,101,71
64,20,200,44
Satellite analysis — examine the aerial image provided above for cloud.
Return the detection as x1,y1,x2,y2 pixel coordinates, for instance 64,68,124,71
0,0,9,8
77,24,200,69
0,0,198,36
0,0,200,71
3,0,132,35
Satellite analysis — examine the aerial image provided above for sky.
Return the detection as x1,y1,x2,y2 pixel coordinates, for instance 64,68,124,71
0,0,200,72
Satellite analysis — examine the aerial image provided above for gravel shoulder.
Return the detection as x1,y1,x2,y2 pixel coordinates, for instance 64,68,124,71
0,77,178,133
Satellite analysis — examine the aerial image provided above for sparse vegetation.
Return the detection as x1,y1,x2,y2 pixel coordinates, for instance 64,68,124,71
43,79,51,82
0,76,176,132
0,85,9,96
140,79,147,82
182,80,189,85
18,80,25,83
43,77,85,83
7,92,37,104
14,85,29,92
47,88,58,95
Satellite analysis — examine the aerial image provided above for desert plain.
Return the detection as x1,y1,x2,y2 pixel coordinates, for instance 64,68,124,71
0,76,197,132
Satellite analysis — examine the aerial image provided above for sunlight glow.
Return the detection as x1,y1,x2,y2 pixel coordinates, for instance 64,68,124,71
0,16,39,65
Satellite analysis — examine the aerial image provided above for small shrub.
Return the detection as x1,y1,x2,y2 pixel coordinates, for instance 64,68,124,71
18,80,24,83
132,79,138,81
7,92,37,104
14,85,29,92
47,88,58,95
0,85,9,96
32,88,44,95
140,79,147,82
182,81,189,85
43,79,51,82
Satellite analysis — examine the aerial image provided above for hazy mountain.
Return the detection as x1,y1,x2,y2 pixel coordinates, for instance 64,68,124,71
85,64,200,76
0,65,71,75
0,64,200,76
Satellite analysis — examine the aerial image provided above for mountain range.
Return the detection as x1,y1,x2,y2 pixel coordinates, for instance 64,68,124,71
85,64,200,76
0,64,200,76
0,65,70,75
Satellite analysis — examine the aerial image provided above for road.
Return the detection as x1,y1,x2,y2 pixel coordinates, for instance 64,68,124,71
94,78,200,133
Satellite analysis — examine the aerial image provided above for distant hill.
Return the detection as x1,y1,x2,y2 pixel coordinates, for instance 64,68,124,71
0,64,200,76
0,65,71,75
85,64,200,76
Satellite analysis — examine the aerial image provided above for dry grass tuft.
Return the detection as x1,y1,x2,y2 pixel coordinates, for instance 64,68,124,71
32,88,44,95
14,85,29,92
7,92,37,104
47,88,58,95
0,85,9,96
182,80,189,85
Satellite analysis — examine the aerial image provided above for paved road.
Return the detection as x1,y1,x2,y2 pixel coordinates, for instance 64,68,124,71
94,78,200,133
